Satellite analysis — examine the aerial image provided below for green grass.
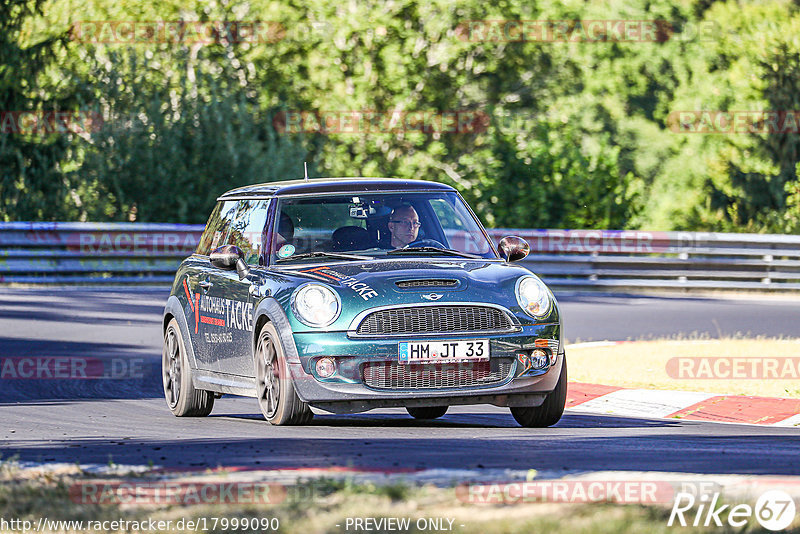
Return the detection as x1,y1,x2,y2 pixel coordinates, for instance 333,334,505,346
568,338,800,398
1,464,797,533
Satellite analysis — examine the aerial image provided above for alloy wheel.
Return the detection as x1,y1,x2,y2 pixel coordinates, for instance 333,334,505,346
163,327,182,409
256,332,280,418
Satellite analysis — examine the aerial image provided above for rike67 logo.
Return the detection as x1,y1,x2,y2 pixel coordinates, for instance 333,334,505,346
669,490,796,531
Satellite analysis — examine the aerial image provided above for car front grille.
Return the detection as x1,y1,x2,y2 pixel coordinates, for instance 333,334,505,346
355,306,515,336
362,358,515,390
395,279,458,289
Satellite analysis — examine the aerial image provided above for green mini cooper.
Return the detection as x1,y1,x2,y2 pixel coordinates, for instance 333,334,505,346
162,178,566,427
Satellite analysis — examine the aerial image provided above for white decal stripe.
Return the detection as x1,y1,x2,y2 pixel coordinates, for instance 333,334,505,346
571,389,717,419
772,413,800,427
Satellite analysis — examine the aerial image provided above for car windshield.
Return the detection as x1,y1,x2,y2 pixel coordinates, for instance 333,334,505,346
270,191,497,264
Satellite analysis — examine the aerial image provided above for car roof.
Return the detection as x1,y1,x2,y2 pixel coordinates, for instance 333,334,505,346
217,177,456,199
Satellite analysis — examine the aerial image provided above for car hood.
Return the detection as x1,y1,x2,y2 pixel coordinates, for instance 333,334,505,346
276,258,554,332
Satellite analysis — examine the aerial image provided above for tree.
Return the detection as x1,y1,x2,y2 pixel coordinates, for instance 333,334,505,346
0,0,84,221
78,51,310,222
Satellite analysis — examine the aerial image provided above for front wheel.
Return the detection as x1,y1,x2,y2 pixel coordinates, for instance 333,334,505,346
254,321,313,425
406,406,448,420
162,318,214,417
510,357,567,428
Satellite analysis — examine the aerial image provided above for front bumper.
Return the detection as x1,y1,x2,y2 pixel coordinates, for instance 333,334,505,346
287,324,563,412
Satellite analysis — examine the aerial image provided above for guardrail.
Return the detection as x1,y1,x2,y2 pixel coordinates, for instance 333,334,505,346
486,229,800,291
2,223,800,291
0,222,202,285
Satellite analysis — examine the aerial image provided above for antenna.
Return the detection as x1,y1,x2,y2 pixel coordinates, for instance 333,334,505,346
303,162,309,181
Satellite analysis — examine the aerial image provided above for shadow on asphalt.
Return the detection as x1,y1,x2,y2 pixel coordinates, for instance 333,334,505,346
0,338,162,403
212,412,683,430
0,303,163,326
4,429,800,475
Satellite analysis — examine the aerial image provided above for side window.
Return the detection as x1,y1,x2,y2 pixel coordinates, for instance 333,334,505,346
195,200,239,256
227,199,270,265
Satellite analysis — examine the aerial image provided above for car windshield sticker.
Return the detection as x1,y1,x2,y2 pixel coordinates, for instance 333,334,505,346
278,244,295,258
349,206,368,218
298,266,378,300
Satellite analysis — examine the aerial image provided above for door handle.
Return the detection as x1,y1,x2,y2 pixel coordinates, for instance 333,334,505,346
249,283,268,297
199,279,212,291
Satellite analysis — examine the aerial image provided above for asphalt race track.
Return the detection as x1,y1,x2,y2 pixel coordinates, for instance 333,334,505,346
1,288,799,475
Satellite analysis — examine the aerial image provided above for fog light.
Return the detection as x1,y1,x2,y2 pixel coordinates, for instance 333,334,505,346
315,357,336,378
531,349,549,370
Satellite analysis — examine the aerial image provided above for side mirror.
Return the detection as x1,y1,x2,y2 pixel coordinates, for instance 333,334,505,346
235,257,250,280
210,245,242,270
210,245,251,279
498,236,530,262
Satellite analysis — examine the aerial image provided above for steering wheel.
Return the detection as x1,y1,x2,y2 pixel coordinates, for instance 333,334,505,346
405,238,446,249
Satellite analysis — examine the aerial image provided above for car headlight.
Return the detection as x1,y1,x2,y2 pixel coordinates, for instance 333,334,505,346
291,283,341,327
515,275,552,319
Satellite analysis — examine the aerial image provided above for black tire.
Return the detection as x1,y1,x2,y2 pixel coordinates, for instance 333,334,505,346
162,318,214,417
255,321,313,425
406,406,448,420
510,356,567,428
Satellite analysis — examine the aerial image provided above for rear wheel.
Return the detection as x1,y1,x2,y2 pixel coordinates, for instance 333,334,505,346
406,406,448,419
510,357,567,428
162,318,214,416
255,322,313,425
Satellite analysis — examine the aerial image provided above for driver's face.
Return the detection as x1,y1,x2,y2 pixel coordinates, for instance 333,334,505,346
388,207,420,248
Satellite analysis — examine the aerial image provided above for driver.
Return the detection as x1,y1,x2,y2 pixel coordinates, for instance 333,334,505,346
387,204,421,248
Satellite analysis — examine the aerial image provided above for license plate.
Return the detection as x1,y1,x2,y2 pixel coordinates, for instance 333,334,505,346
398,339,490,364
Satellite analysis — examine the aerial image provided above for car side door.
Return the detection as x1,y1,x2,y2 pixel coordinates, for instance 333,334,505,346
183,200,239,371
206,198,271,377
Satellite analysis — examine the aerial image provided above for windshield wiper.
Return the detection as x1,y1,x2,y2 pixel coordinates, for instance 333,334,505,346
276,251,371,263
386,247,482,259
